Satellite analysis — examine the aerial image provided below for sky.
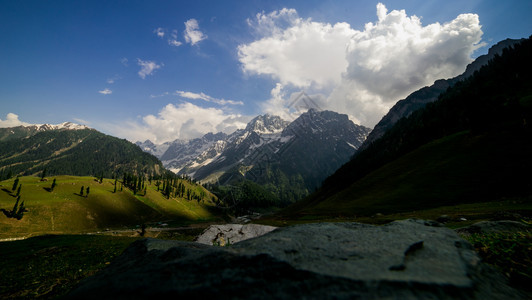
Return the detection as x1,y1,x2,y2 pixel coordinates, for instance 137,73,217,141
1,0,531,143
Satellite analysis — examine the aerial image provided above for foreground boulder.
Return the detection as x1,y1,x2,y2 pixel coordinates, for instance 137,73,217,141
66,219,524,299
195,224,277,246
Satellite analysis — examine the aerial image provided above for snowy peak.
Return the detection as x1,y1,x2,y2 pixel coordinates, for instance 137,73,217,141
245,114,289,134
31,122,90,131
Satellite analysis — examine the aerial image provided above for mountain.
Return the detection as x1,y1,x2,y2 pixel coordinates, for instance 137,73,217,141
195,110,371,204
283,36,532,219
138,111,371,206
359,38,525,152
0,122,90,142
0,125,164,180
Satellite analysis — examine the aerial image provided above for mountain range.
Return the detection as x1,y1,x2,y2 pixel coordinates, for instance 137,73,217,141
138,109,371,203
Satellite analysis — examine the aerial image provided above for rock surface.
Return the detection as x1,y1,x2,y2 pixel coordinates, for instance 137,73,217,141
66,219,524,299
195,224,277,246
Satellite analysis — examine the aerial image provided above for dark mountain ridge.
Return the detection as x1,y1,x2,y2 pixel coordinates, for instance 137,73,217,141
285,36,532,217
359,38,525,151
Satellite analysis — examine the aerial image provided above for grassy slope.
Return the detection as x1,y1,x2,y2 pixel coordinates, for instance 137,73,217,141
0,176,220,239
281,129,532,220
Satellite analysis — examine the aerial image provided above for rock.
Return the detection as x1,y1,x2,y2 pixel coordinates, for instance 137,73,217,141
195,224,277,246
456,220,531,236
437,214,451,223
66,219,525,299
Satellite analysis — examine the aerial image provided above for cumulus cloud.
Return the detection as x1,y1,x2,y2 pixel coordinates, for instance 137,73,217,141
106,75,121,84
239,9,354,88
108,102,251,143
261,84,326,121
330,3,484,125
175,90,244,105
0,113,31,128
239,3,484,127
98,88,112,95
167,29,183,47
184,19,207,45
154,27,165,38
137,59,163,79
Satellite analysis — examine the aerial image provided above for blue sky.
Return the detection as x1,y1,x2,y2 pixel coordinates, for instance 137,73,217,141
1,0,530,143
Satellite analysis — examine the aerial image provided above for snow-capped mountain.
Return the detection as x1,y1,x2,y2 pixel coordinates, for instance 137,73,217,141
135,140,171,159
35,122,90,131
137,109,370,202
0,122,91,142
137,132,229,174
195,110,369,196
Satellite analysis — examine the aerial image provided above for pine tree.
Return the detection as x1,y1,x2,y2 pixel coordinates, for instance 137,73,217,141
80,186,84,197
51,178,57,191
12,177,19,191
16,184,21,197
15,199,26,220
12,196,20,215
114,178,117,193
41,168,47,181
86,186,90,197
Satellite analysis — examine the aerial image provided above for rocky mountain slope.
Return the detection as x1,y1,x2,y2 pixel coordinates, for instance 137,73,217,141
359,38,525,151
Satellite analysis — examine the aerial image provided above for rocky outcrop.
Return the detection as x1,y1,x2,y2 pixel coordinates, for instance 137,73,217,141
195,224,277,246
66,219,525,299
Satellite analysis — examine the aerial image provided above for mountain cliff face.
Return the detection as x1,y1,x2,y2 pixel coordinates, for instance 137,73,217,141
359,38,525,151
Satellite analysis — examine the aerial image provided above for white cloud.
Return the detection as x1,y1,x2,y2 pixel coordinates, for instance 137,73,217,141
175,90,244,105
120,57,128,66
150,92,169,98
184,19,207,45
154,27,165,38
137,59,163,79
261,84,326,121
99,88,112,95
168,39,183,47
238,9,354,88
331,3,485,126
106,76,118,84
0,113,31,128
239,4,484,127
107,102,251,143
167,29,182,47
72,118,91,125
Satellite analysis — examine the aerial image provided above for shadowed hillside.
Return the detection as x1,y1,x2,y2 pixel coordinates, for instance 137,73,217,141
282,36,532,220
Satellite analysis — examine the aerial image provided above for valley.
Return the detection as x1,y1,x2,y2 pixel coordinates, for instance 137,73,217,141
0,35,531,299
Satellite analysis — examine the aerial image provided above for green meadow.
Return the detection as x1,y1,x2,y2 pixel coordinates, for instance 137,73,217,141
0,175,221,239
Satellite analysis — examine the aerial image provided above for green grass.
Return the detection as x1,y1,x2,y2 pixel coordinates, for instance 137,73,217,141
0,176,221,239
0,235,139,299
460,230,532,291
